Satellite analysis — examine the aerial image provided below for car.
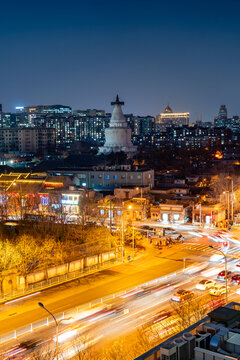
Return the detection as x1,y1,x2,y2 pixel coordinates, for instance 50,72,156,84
1,345,26,359
146,310,173,326
196,279,216,291
209,284,229,296
142,282,173,295
171,289,194,302
231,274,240,285
217,270,233,281
235,262,240,271
2,340,41,359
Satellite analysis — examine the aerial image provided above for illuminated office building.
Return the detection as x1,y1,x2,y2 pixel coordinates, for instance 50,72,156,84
155,105,189,131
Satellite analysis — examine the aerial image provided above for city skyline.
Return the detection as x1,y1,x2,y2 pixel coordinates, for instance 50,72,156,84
1,0,240,121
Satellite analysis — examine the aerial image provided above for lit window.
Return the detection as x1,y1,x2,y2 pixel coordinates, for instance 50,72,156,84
100,209,105,215
106,175,110,180
41,197,49,206
114,175,117,180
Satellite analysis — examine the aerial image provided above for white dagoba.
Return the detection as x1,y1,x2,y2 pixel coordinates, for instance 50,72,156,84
98,95,137,156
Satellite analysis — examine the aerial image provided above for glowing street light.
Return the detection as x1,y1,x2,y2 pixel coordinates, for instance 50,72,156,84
38,302,73,360
209,246,228,304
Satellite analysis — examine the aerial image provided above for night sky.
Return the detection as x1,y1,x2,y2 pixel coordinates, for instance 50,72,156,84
1,0,240,122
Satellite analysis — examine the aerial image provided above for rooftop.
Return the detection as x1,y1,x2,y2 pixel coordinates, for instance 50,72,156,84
135,302,240,360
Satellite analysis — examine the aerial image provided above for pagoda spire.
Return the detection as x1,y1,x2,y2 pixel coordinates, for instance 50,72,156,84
111,94,124,106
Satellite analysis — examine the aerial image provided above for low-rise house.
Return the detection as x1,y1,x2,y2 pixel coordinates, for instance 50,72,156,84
150,202,189,223
192,202,225,225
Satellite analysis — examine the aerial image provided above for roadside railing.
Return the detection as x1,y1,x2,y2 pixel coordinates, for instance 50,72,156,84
1,258,120,304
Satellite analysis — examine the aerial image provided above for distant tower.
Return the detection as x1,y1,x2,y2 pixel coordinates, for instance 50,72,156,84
98,95,137,156
218,105,227,120
214,105,227,127
0,104,2,113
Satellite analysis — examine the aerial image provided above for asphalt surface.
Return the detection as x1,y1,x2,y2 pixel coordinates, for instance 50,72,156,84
2,224,240,359
0,244,196,336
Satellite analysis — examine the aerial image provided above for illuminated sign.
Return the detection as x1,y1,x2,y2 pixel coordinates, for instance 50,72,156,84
62,199,79,205
15,106,24,110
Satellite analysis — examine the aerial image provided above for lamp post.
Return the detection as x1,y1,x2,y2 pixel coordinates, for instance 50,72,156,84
209,245,228,304
132,226,135,258
136,186,143,220
121,212,124,262
38,302,72,360
231,178,234,222
109,199,112,233
225,176,234,222
223,191,230,227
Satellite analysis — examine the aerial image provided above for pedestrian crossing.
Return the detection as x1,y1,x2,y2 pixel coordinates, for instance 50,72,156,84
179,242,240,259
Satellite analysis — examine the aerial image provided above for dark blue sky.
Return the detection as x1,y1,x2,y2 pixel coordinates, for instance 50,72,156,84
1,0,240,121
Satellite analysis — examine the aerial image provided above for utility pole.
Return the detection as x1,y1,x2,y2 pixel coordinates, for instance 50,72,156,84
132,226,135,258
121,213,124,262
199,203,201,226
109,199,112,232
227,191,230,226
209,246,228,304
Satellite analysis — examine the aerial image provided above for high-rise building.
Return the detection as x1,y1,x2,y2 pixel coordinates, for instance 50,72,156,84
0,113,13,127
132,116,155,135
15,104,72,114
73,109,105,117
214,105,228,127
155,105,190,131
0,127,56,154
15,105,72,127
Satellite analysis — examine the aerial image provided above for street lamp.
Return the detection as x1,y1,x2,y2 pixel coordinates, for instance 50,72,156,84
38,302,73,360
209,245,228,304
225,176,234,222
132,226,135,258
223,191,230,226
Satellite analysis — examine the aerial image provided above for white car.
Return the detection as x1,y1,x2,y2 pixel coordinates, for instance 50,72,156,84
209,284,229,296
196,279,216,291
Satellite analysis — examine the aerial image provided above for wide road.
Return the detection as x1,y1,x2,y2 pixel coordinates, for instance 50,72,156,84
0,243,198,336
1,225,240,359
0,225,239,337
1,251,240,360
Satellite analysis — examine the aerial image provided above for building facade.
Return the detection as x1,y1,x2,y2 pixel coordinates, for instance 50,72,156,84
49,166,154,191
150,203,187,223
0,127,56,154
155,105,189,131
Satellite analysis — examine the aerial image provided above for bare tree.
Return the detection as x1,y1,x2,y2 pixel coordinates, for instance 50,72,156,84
0,239,20,296
16,234,40,288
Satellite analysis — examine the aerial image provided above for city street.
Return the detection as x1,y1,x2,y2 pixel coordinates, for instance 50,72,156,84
1,224,240,359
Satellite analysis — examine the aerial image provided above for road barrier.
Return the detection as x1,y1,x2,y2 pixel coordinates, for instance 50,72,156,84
0,257,119,305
